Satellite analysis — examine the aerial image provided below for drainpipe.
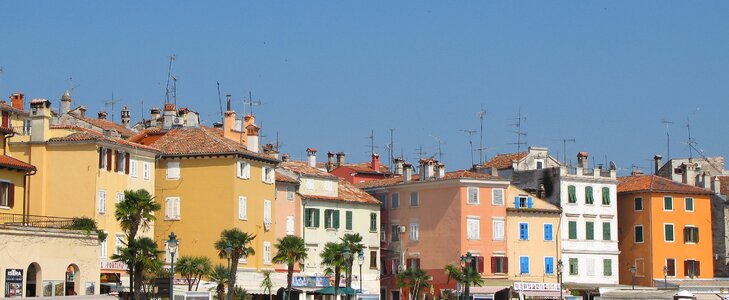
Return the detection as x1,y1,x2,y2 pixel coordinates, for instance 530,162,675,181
23,169,36,225
302,197,308,273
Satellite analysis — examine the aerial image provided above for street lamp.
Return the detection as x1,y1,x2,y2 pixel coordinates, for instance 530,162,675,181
663,266,668,289
167,232,179,300
629,265,637,290
224,242,233,300
557,260,563,300
358,251,365,296
460,252,473,300
343,246,352,300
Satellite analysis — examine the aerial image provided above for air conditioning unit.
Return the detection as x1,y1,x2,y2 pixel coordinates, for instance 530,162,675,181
400,226,406,233
172,117,184,126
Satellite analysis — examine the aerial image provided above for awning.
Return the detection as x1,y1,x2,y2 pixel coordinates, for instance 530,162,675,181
470,286,509,294
518,290,562,299
313,286,358,295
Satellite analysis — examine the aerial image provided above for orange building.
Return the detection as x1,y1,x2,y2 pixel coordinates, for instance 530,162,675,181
617,174,714,287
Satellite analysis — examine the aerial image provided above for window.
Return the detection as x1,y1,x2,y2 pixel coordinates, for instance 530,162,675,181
467,187,479,204
666,259,676,276
262,166,275,184
514,195,533,208
370,213,377,232
142,162,150,180
22,119,31,135
544,224,553,241
377,194,387,209
286,216,294,235
238,196,247,220
370,251,377,269
410,192,419,207
493,219,505,241
99,147,110,170
98,190,106,214
492,188,504,205
345,211,353,230
286,186,295,200
165,197,180,220
684,226,699,243
491,257,508,273
603,259,612,276
568,185,576,203
116,151,127,173
236,160,250,179
116,192,124,204
410,223,419,241
665,224,675,242
100,238,108,258
115,234,125,256
519,256,530,274
544,257,554,275
0,182,14,208
306,179,314,190
535,159,544,169
519,223,529,240
602,187,610,205
130,160,138,178
325,209,340,229
263,200,272,224
391,193,400,209
263,241,271,264
304,208,320,227
391,224,400,241
586,258,595,276
166,161,180,179
467,217,480,240
685,197,694,212
634,197,643,211
408,257,421,271
635,225,644,243
664,196,673,211
569,258,578,275
603,222,611,240
685,260,701,277
568,221,577,240
324,181,333,192
586,221,594,240
585,186,594,204
380,225,386,242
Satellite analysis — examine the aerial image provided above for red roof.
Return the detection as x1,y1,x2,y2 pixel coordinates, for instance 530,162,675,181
356,170,505,189
617,175,713,195
303,179,380,205
279,161,336,178
339,162,391,175
48,125,159,152
275,172,299,184
483,152,527,169
78,117,135,138
0,155,36,172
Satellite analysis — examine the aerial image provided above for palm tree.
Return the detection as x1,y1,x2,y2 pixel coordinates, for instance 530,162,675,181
214,228,256,296
443,263,484,297
260,270,273,300
176,256,212,291
129,237,162,300
396,268,431,300
320,242,346,300
272,235,308,300
208,264,229,300
340,233,364,292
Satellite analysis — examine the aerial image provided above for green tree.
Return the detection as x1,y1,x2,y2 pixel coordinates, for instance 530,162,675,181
340,233,364,293
214,228,256,297
111,237,162,300
397,268,431,300
320,242,346,300
208,264,229,300
260,270,273,300
272,235,308,300
233,286,252,300
176,256,212,291
442,263,484,297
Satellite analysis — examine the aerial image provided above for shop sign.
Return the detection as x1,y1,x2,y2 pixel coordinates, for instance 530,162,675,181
512,282,560,291
101,260,128,270
291,276,331,288
5,269,23,298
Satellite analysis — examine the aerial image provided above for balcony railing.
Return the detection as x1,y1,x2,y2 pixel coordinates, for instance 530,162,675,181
0,213,74,229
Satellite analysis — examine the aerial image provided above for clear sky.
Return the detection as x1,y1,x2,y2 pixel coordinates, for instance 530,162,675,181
1,1,728,173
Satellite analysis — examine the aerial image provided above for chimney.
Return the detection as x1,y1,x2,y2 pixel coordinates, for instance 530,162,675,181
223,95,239,141
393,158,404,175
435,163,445,179
336,152,346,166
10,92,24,110
29,99,51,142
163,103,176,129
577,152,589,168
97,111,108,120
681,163,697,185
490,167,498,176
213,122,223,128
631,169,644,176
78,106,87,118
371,153,381,172
654,155,663,175
282,154,290,162
403,163,413,182
121,106,131,127
60,90,71,114
246,124,260,153
307,148,317,167
263,144,279,159
326,152,335,171
150,108,161,127
419,159,435,181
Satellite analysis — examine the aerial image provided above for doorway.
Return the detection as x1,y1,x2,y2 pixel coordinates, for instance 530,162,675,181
26,263,41,297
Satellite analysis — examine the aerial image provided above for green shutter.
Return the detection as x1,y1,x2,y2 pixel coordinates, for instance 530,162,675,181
665,224,674,241
603,259,612,276
603,222,611,240
346,211,353,230
586,222,594,240
370,213,376,231
585,186,593,204
602,187,610,205
568,186,576,203
304,209,311,227
334,210,340,229
314,209,320,227
569,221,577,239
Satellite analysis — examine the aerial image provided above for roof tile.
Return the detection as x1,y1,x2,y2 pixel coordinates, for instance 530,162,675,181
483,152,527,169
618,175,712,195
356,169,505,189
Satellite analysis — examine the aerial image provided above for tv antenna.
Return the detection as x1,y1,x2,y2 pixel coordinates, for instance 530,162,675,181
367,129,376,156
510,108,528,153
388,128,395,171
67,76,80,93
415,145,427,160
459,129,477,166
216,82,224,122
243,91,261,116
164,54,176,105
553,138,576,165
477,106,487,164
684,117,695,160
661,119,673,160
104,92,123,122
429,134,445,162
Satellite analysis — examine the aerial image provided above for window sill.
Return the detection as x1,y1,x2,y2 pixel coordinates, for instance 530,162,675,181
165,218,181,221
0,206,10,210
166,178,181,180
466,202,480,205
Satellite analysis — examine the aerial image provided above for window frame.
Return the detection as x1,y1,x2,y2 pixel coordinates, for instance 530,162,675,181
665,258,676,277
130,159,138,178
586,221,595,240
569,258,578,276
263,241,272,264
142,162,151,180
467,187,479,204
602,222,611,241
567,185,577,204
97,190,106,214
634,225,644,243
492,188,504,206
544,256,555,275
634,197,643,211
543,223,553,241
410,191,419,207
664,223,675,242
493,219,505,241
166,160,181,180
664,196,673,211
410,223,419,241
466,217,480,240
685,197,694,212
165,197,181,220
568,220,577,240
0,182,9,207
519,256,530,275
519,222,529,241
391,193,400,209
585,186,594,205
684,226,699,244
286,186,295,201
603,259,612,276
601,187,610,205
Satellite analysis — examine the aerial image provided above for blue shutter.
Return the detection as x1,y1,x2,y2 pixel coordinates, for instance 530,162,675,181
514,196,520,208
520,257,530,274
545,257,554,274
527,197,533,208
544,224,553,241
520,223,529,240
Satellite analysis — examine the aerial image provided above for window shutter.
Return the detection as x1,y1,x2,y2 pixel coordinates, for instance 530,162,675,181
603,222,611,240
569,221,577,239
114,150,119,172
333,210,340,229
174,198,180,219
667,259,675,276
684,227,689,243
262,167,267,182
544,224,552,241
346,211,353,230
695,228,700,243
491,257,497,273
1,112,8,127
125,154,130,174
106,149,112,171
527,197,533,208
602,187,610,204
406,258,412,270
478,256,485,273
568,185,576,203
586,222,594,240
7,183,14,208
238,197,247,220
165,198,172,219
99,147,103,168
696,261,700,276
304,209,311,227
684,260,689,276
314,209,320,227
514,196,519,208
504,257,509,273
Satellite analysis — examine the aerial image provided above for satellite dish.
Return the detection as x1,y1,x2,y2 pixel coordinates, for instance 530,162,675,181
609,161,617,171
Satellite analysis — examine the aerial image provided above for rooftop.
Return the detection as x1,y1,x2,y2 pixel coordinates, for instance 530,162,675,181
303,178,380,205
356,170,505,189
279,161,337,178
483,152,527,170
78,116,135,138
0,155,36,172
618,174,713,195
48,125,159,152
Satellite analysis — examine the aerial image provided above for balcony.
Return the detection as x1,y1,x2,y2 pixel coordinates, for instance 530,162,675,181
0,213,75,229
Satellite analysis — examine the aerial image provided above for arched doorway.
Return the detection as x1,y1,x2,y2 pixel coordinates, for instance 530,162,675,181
64,264,80,296
26,262,42,297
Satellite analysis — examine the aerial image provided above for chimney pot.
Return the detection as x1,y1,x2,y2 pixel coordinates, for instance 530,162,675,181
372,153,381,172
403,163,413,182
393,158,404,175
654,155,663,175
336,152,346,166
213,122,223,129
577,152,589,168
98,111,108,120
10,92,24,111
307,148,317,167
282,154,290,162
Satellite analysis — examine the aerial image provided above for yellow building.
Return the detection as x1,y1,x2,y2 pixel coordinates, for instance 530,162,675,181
130,104,279,283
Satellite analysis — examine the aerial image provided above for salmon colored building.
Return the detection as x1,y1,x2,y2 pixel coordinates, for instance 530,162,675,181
358,159,510,300
617,174,714,287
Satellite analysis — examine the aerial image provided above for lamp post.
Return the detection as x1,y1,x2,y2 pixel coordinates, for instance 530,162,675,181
460,252,473,300
167,232,179,300
224,242,233,300
557,260,563,300
343,246,352,300
629,265,637,290
358,251,364,297
663,266,668,289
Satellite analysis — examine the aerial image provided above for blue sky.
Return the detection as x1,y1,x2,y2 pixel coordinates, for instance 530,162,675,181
1,2,728,173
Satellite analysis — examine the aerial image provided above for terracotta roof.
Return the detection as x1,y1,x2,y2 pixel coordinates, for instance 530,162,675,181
0,155,36,172
339,162,391,175
617,175,713,195
129,126,277,162
483,152,527,169
303,178,379,205
279,161,336,178
714,175,729,196
0,102,28,115
275,172,298,184
356,170,506,189
48,125,159,152
78,117,135,137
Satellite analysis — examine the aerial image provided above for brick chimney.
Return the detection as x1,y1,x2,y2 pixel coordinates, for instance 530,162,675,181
60,90,71,114
403,163,413,182
371,153,381,172
336,152,346,166
307,148,317,167
577,152,589,168
121,106,130,127
97,111,108,120
246,124,259,153
282,154,290,162
10,92,24,110
163,103,176,129
654,155,663,175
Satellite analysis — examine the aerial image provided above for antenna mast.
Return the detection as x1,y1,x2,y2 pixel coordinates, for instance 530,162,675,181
104,92,122,122
554,138,576,164
430,134,444,162
217,82,223,122
460,129,477,166
415,145,427,160
510,108,528,153
662,119,673,160
389,128,395,171
477,106,486,164
685,117,694,160
243,91,261,116
164,54,176,105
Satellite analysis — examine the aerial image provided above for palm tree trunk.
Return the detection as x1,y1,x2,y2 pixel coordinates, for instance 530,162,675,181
334,268,341,300
287,263,294,300
230,256,239,294
133,262,143,300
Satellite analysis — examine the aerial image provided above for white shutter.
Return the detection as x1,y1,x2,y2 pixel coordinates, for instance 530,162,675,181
264,200,272,223
117,192,124,204
245,163,251,179
263,241,271,264
130,160,138,178
262,167,267,182
493,220,505,240
238,196,247,220
98,190,106,214
174,198,181,219
165,198,172,219
167,161,180,179
493,189,504,205
286,216,294,235
143,162,150,180
100,238,107,258
268,168,274,183
236,161,243,178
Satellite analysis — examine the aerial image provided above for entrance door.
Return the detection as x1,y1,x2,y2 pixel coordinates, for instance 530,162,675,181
391,291,400,300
